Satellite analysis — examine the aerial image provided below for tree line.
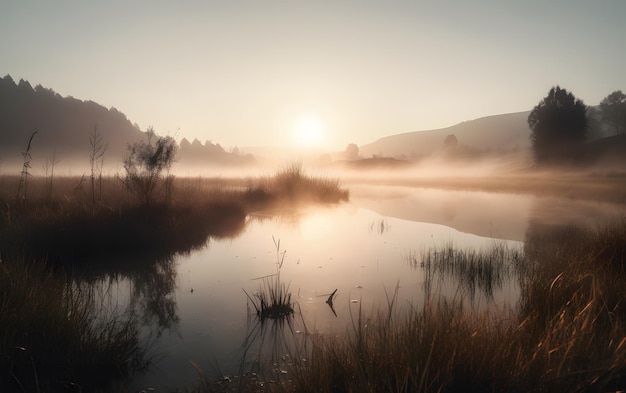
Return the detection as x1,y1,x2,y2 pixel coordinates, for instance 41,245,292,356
528,87,626,164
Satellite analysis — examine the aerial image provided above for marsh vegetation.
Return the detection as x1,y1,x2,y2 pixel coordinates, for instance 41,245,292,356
222,220,626,393
160,218,625,393
2,130,626,391
0,163,348,391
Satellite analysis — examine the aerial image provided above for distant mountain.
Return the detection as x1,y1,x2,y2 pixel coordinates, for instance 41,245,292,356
0,75,145,170
359,111,532,158
178,137,255,167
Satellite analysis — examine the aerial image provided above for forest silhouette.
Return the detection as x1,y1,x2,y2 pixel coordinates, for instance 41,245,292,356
0,75,253,173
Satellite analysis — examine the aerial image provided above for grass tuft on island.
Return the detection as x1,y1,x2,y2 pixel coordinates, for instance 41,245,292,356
244,162,349,207
0,165,349,265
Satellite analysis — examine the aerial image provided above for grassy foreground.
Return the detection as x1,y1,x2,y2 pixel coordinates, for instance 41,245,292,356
283,220,626,393
0,164,348,390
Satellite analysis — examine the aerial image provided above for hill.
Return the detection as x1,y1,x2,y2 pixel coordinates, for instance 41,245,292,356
0,75,145,172
359,111,532,159
578,134,626,169
0,75,255,174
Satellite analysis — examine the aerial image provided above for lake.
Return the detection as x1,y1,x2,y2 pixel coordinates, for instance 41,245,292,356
91,184,626,390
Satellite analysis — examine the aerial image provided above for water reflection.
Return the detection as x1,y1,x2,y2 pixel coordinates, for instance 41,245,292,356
325,289,339,317
369,218,391,235
31,185,624,390
129,256,179,337
410,243,524,302
235,310,307,390
5,203,251,390
352,185,626,241
76,255,181,340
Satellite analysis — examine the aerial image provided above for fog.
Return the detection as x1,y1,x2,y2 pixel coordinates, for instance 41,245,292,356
2,141,625,205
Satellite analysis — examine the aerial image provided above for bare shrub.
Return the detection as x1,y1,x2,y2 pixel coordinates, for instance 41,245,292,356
122,128,177,206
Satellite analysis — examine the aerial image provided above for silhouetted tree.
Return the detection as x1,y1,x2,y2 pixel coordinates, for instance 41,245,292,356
180,137,191,150
123,128,177,206
345,143,359,160
443,134,458,149
599,90,626,135
528,86,588,163
177,137,255,166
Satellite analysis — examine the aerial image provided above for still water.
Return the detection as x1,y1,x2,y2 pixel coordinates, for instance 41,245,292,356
97,185,626,390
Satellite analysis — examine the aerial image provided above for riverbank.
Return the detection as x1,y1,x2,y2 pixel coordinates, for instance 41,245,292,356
0,165,348,391
205,219,626,393
0,164,349,264
288,219,626,392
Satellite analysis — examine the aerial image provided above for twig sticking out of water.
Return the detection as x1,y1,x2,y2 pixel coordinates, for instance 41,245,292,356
326,289,337,305
326,289,338,317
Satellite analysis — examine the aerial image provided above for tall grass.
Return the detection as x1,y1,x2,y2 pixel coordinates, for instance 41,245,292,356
0,254,145,392
0,166,348,267
412,242,524,300
286,220,626,393
0,167,348,390
245,163,349,207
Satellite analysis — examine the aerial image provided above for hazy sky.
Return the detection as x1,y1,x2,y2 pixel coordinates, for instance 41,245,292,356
1,1,624,150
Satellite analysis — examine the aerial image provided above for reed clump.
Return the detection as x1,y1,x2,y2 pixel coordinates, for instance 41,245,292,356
415,242,524,299
288,220,626,393
244,238,294,321
244,163,349,207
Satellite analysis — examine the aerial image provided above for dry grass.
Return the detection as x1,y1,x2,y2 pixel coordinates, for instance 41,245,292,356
245,163,349,207
0,166,348,268
412,242,524,300
0,165,348,390
283,220,626,393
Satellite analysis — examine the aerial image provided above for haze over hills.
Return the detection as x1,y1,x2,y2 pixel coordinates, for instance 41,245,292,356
2,75,621,175
0,75,254,173
359,111,532,159
0,75,144,172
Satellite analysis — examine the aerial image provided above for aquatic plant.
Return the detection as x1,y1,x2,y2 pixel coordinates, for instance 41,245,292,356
413,242,524,300
244,237,294,321
287,220,626,393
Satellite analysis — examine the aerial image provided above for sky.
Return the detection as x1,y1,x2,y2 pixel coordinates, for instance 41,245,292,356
1,1,625,151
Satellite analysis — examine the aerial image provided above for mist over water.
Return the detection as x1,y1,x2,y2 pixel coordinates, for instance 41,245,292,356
78,178,622,390
126,203,516,389
4,147,626,390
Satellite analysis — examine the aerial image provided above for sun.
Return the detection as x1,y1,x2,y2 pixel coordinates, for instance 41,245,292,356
293,114,326,148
